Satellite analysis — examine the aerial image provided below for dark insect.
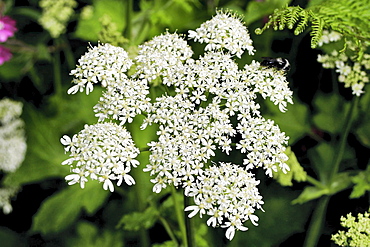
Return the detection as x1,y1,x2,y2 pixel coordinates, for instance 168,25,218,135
260,57,290,72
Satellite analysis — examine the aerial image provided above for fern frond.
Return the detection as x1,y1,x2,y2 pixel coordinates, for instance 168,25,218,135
310,15,325,49
255,0,370,54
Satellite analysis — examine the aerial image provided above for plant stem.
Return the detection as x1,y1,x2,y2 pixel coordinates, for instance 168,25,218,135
124,0,133,42
303,196,330,247
184,194,194,247
306,175,326,189
158,215,179,246
53,40,62,97
304,96,359,247
328,96,359,183
171,186,188,247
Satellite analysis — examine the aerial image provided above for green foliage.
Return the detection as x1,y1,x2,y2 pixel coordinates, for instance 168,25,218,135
119,206,159,231
264,97,311,144
74,0,127,42
229,182,312,247
255,0,370,51
292,142,353,204
312,93,350,134
152,241,178,247
244,0,292,25
350,166,370,198
273,147,307,186
355,90,370,148
2,90,101,187
66,221,123,247
0,227,27,247
31,181,109,235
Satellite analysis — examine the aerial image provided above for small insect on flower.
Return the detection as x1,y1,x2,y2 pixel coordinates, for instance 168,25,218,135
261,57,290,72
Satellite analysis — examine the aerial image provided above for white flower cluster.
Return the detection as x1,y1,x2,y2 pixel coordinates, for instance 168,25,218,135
68,43,133,95
317,30,370,96
61,123,139,192
188,11,255,58
93,78,152,124
243,60,293,112
0,186,19,214
134,32,194,84
64,10,293,240
0,98,27,173
185,162,263,240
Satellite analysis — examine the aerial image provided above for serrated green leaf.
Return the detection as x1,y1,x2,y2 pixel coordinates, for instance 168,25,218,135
264,98,311,144
66,221,123,247
312,93,349,134
74,0,126,41
119,206,159,231
350,166,370,198
292,186,329,204
31,181,109,235
273,147,307,186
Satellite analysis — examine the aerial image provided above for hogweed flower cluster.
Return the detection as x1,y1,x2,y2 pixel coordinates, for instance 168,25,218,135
331,209,370,247
0,98,26,214
0,98,27,173
61,11,293,240
317,30,370,96
39,0,77,38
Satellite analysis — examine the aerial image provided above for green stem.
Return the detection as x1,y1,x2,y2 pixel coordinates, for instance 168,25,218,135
306,175,326,189
171,186,188,247
124,0,133,42
304,96,359,247
60,36,75,70
303,196,330,247
184,194,194,247
158,216,179,246
53,40,62,97
329,96,359,184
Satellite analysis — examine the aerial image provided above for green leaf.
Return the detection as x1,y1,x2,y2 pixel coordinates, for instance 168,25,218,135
245,0,292,25
152,241,178,247
31,181,109,235
308,140,355,183
329,171,353,195
2,104,68,186
66,221,123,247
273,147,307,186
119,206,159,231
74,0,126,41
355,91,370,148
307,142,335,181
3,89,102,187
350,166,370,198
264,98,311,144
0,227,27,247
229,182,312,247
312,93,349,134
292,186,329,204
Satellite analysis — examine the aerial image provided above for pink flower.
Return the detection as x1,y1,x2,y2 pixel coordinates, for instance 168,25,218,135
0,46,12,65
0,16,17,42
